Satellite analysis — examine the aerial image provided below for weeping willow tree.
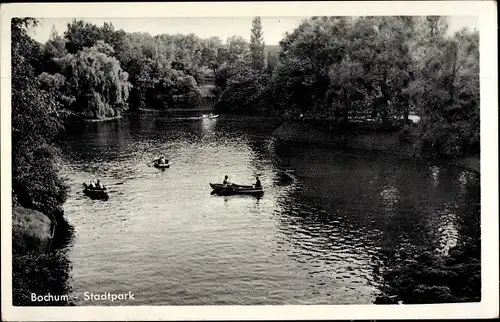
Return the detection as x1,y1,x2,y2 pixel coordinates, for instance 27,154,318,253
55,41,132,119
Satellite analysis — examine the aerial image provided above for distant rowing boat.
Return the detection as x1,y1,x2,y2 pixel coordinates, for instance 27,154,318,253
154,161,173,169
201,113,219,119
210,183,263,195
82,183,109,200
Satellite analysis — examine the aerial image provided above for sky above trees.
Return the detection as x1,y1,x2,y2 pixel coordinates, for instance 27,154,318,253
29,16,478,45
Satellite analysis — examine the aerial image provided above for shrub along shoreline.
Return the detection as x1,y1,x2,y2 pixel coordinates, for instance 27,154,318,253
11,18,74,306
272,120,480,173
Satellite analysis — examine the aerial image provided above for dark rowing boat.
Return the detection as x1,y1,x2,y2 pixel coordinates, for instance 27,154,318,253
82,183,109,200
154,161,173,169
210,183,263,196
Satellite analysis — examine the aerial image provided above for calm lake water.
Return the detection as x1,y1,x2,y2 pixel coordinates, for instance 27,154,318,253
58,113,480,305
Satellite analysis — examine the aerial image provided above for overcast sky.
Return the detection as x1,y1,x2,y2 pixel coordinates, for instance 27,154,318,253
29,16,479,45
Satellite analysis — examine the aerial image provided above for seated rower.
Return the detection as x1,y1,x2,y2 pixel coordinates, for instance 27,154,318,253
254,176,262,189
96,179,104,190
223,175,231,186
89,180,96,189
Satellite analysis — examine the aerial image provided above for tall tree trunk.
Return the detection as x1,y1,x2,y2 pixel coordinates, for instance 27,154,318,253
403,107,409,125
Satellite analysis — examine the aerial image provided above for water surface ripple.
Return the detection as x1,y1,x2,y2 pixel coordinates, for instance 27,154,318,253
59,114,480,305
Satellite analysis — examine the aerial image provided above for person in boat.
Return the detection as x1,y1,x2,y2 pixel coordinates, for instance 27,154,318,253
88,180,96,189
223,175,231,186
254,176,262,189
96,179,105,190
158,155,167,165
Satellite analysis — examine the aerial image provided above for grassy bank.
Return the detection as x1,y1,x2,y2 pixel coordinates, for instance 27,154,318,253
272,121,479,173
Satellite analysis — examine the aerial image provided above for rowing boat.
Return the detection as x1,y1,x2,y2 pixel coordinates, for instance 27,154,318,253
210,183,263,195
201,113,219,119
82,183,109,200
154,161,173,169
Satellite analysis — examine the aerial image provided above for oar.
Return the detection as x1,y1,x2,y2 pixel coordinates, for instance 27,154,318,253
83,181,123,186
87,182,124,190
147,159,159,167
106,182,124,187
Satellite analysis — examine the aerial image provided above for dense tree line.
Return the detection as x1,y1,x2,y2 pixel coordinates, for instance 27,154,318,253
25,18,268,118
213,16,480,159
12,18,68,218
24,18,286,118
38,20,204,114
